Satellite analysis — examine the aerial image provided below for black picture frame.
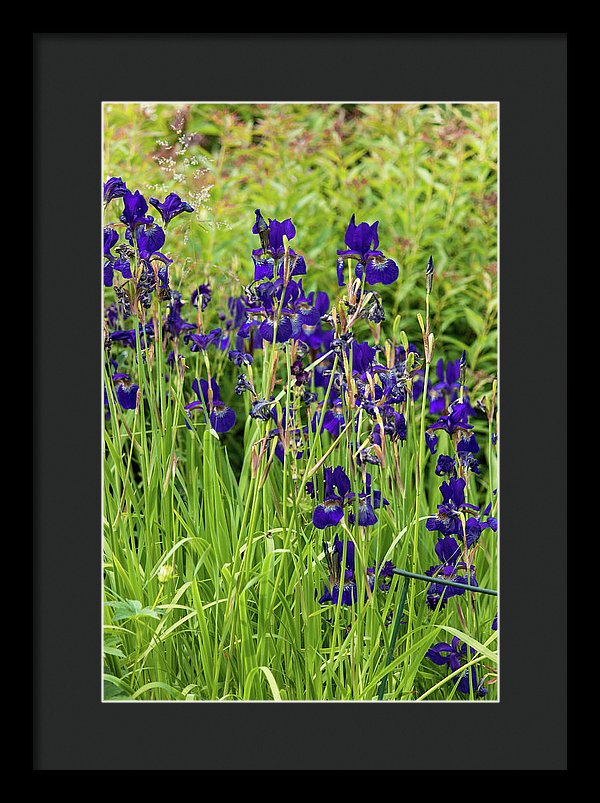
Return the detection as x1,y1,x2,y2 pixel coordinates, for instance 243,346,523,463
34,32,567,771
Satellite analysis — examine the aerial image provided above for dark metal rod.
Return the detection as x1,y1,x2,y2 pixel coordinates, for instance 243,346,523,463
392,567,498,596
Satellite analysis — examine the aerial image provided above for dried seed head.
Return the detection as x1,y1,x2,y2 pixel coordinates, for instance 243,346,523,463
359,291,385,324
116,243,135,260
234,374,254,395
359,448,382,466
426,255,434,293
114,284,132,319
302,388,318,404
475,398,488,416
250,398,274,421
460,350,467,385
254,209,270,253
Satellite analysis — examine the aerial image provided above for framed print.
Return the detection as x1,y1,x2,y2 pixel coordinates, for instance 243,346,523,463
34,32,567,771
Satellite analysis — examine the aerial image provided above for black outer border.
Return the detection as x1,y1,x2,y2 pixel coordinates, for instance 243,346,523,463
34,33,567,771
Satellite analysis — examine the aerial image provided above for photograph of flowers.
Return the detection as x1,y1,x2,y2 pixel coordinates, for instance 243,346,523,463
103,102,499,702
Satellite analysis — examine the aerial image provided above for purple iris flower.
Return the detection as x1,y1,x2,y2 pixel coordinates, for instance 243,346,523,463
426,637,488,697
351,341,378,375
156,264,171,301
426,477,480,537
371,407,407,444
228,349,253,367
336,257,347,287
336,214,399,286
355,255,399,287
124,222,172,266
120,190,154,230
320,398,346,437
425,432,439,455
251,255,277,283
184,328,223,352
291,358,310,386
104,226,119,257
134,224,166,259
250,293,296,344
435,535,463,566
463,502,498,548
149,192,194,226
191,284,212,311
228,295,248,329
457,433,479,454
286,283,321,336
318,536,359,606
338,214,380,261
377,366,410,406
347,495,378,527
184,377,236,434
109,329,137,349
312,467,387,530
424,561,478,611
247,279,277,305
105,302,119,330
312,466,351,529
427,401,474,437
251,209,307,281
295,323,329,353
317,535,376,606
378,560,397,591
456,433,481,475
425,526,489,610
329,338,378,386
492,612,498,631
308,290,330,318
435,454,457,477
429,358,462,415
109,324,154,350
254,214,296,257
163,291,195,339
112,373,139,410
257,314,294,344
346,473,389,527
104,176,127,205
103,227,132,287
237,282,297,345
